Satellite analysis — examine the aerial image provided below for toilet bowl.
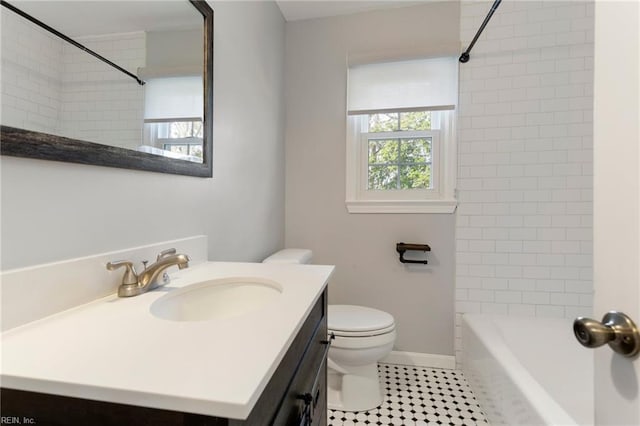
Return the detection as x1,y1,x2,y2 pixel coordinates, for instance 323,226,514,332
263,249,396,412
327,304,396,411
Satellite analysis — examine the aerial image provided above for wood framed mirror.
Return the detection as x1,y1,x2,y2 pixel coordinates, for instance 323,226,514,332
0,0,213,177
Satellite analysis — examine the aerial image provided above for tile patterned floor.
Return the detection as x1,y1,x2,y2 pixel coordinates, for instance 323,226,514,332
328,363,490,426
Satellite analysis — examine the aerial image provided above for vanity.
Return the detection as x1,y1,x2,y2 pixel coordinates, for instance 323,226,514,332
1,261,334,425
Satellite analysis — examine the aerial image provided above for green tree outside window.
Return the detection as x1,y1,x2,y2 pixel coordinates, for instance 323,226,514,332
366,111,433,190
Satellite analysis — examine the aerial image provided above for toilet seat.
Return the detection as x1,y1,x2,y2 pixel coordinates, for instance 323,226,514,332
328,304,396,339
329,305,394,331
330,324,395,337
330,328,397,350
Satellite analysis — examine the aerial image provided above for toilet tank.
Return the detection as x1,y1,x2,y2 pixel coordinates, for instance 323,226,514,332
263,249,313,264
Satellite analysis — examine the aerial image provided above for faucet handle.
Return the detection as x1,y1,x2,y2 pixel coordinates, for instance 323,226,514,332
106,260,138,285
156,248,177,261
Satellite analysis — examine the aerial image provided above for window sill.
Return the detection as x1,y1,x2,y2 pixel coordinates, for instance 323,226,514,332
345,199,457,214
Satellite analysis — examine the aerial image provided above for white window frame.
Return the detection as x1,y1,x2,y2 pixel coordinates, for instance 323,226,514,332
359,126,440,199
346,109,457,214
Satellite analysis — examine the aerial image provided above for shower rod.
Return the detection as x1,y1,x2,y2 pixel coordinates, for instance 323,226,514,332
1,0,145,86
459,0,502,63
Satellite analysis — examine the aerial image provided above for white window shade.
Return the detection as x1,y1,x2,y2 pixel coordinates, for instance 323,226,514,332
144,76,203,121
347,57,458,115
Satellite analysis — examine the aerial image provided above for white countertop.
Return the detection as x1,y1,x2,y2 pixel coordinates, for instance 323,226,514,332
1,261,334,419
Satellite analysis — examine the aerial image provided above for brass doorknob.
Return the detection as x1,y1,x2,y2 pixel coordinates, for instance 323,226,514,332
573,311,640,358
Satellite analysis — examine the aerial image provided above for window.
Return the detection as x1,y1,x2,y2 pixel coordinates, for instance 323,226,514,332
144,119,204,161
346,57,458,213
366,111,435,191
162,120,203,158
142,76,204,162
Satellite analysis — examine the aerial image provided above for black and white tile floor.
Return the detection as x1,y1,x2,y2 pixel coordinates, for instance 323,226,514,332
328,363,490,426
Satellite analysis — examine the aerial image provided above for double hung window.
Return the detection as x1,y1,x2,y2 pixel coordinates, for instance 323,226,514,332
346,57,458,213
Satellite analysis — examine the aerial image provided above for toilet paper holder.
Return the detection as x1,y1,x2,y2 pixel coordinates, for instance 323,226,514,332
396,242,431,264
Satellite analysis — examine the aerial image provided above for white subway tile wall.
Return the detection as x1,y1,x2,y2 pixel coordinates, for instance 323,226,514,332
60,32,145,150
1,11,145,150
455,0,594,364
1,10,63,134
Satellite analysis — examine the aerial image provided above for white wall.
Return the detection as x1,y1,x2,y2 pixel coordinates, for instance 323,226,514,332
1,0,286,270
455,0,594,361
284,2,460,355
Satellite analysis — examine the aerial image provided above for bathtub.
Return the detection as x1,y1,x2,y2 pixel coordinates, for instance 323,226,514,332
462,314,594,426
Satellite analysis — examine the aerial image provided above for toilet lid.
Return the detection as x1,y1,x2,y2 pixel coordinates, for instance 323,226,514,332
328,305,395,334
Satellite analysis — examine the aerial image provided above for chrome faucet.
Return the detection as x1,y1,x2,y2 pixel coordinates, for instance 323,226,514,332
107,248,190,297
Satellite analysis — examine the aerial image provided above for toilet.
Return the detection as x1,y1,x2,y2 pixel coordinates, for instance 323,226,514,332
263,249,396,412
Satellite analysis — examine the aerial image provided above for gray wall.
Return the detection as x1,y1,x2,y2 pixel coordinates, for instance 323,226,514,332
146,29,203,70
1,1,286,270
284,3,460,355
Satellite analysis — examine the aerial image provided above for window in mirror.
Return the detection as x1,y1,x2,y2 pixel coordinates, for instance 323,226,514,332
143,119,203,162
142,76,204,162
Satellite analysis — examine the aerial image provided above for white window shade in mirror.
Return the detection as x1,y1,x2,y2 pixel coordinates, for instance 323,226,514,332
345,57,458,214
143,76,204,163
144,76,203,121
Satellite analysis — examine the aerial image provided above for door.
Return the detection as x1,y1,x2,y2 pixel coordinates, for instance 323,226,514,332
593,1,640,424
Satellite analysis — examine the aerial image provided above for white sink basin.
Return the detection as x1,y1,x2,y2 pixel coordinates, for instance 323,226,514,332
150,277,283,322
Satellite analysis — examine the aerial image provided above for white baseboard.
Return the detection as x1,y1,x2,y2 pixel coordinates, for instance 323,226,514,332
381,351,456,370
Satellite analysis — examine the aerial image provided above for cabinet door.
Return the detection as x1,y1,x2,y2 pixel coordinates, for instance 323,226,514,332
272,318,328,425
310,357,327,426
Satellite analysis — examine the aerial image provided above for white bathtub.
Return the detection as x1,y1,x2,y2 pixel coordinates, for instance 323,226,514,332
462,314,594,426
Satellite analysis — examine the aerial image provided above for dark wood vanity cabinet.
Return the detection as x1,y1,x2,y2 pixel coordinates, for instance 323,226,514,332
238,288,328,426
0,289,329,426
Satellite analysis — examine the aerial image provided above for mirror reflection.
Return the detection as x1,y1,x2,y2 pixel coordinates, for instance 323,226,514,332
1,0,205,163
